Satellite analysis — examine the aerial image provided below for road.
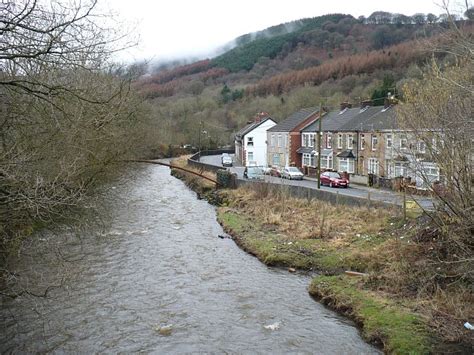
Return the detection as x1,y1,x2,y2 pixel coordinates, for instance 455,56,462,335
199,154,435,210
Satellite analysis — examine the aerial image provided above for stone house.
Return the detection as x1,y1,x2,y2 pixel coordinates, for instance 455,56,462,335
297,103,439,187
299,104,365,175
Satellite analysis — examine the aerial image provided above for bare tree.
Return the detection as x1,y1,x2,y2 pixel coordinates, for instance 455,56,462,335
0,0,145,273
396,9,473,281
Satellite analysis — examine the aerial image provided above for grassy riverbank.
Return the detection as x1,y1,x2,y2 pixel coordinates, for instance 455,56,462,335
170,158,473,354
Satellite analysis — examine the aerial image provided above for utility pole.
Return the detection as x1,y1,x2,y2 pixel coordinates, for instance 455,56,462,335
317,102,323,189
198,120,202,162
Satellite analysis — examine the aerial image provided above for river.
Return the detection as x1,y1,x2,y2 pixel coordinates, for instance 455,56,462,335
1,165,379,354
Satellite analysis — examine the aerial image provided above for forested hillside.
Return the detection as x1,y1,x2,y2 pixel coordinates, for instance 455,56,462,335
134,11,471,149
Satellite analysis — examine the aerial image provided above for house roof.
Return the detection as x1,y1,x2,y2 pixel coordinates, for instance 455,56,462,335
337,150,356,158
268,107,319,133
301,105,399,132
235,116,276,140
296,147,333,156
339,105,398,131
301,107,362,132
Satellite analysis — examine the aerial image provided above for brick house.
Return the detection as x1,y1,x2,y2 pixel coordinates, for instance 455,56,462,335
298,102,440,188
234,113,276,167
299,103,364,175
266,107,320,169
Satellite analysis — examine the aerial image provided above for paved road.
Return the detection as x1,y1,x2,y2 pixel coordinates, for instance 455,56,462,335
199,154,435,210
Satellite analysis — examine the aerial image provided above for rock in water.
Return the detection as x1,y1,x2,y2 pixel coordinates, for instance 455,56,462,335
154,324,173,336
264,321,281,331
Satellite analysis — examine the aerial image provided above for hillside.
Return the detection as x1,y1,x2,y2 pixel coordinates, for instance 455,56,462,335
133,12,467,151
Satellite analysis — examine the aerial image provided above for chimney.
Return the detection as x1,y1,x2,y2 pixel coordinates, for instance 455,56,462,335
384,92,398,109
255,111,269,123
340,102,352,111
360,99,372,108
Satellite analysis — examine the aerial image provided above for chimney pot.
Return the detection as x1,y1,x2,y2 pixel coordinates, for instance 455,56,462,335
360,99,372,108
340,102,352,111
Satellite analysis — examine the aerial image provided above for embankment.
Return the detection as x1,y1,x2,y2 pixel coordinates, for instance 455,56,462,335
170,157,473,354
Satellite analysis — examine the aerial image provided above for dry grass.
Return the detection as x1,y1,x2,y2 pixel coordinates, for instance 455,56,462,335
217,183,473,350
168,162,472,350
225,184,395,241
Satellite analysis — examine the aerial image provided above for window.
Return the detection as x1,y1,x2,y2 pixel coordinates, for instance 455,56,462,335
417,164,440,188
339,158,354,173
386,160,392,177
386,134,393,148
303,134,309,147
371,135,378,151
284,135,288,148
394,162,408,177
303,153,311,166
360,134,366,150
321,155,333,169
418,140,426,153
309,133,315,148
326,133,332,148
424,166,439,183
273,153,280,166
347,134,354,149
337,134,343,149
271,134,275,147
247,152,254,162
277,135,282,147
368,158,379,175
400,134,408,150
247,137,254,146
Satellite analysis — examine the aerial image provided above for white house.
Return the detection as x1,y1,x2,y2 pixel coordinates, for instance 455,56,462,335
235,113,276,167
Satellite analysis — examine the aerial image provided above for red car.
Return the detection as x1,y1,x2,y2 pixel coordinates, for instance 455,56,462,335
320,171,349,188
270,166,282,177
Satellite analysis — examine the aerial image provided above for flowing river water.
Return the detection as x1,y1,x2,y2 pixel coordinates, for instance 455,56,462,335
1,165,379,354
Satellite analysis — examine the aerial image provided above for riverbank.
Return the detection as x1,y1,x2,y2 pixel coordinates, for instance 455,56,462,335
170,157,473,354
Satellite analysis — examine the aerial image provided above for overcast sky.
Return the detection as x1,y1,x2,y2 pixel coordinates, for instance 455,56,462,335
103,0,469,62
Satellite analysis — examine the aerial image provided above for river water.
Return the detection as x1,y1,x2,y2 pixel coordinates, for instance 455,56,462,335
1,165,379,354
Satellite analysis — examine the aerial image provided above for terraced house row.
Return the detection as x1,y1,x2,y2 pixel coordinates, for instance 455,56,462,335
235,102,440,189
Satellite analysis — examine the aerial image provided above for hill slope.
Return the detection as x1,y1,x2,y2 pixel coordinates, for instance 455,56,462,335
133,12,464,149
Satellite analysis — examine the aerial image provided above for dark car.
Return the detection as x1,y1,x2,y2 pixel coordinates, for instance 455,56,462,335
243,166,264,180
320,171,349,188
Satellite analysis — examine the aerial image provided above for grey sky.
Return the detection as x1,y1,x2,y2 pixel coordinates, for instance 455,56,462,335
104,0,469,62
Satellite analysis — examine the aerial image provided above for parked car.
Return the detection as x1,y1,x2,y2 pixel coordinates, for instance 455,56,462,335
320,171,349,188
243,166,264,180
266,166,281,177
281,167,304,180
221,155,233,167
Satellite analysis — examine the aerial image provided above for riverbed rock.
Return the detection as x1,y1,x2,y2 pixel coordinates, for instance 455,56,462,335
264,321,281,331
154,324,173,336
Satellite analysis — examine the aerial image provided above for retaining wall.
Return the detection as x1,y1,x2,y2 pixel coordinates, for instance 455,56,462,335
236,179,398,210
187,149,234,173
186,150,397,210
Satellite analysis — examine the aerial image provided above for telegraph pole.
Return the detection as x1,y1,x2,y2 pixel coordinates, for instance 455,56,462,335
317,102,323,189
198,120,202,162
